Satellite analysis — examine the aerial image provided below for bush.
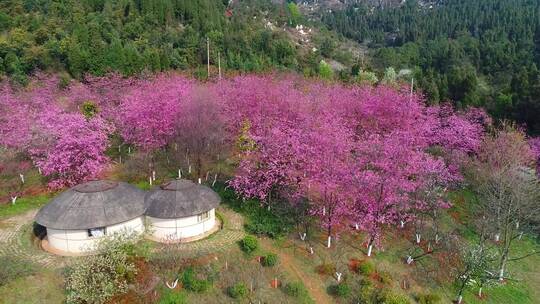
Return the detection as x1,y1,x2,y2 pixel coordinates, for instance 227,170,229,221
358,261,375,275
261,253,278,267
377,289,411,304
378,270,393,284
240,235,259,254
66,239,137,304
416,293,441,304
283,281,307,297
227,282,248,299
216,184,294,238
181,267,211,293
0,256,36,287
159,289,188,304
316,263,336,276
357,279,376,303
329,283,351,297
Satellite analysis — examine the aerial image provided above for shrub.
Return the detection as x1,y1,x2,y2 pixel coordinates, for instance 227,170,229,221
65,233,139,304
283,281,308,297
159,289,188,304
357,279,376,303
329,283,351,297
261,253,278,267
377,289,411,304
358,261,375,275
315,263,336,276
227,282,248,299
416,293,441,304
378,270,393,284
181,267,211,293
0,256,36,287
240,235,259,254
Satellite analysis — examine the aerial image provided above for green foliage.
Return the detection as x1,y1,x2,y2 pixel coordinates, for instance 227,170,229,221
318,60,334,79
0,256,36,287
261,253,278,267
357,279,377,303
227,282,248,299
378,270,393,284
0,194,51,218
283,281,307,297
287,2,302,26
159,289,188,304
416,293,441,304
216,183,294,238
358,261,375,275
81,101,98,118
0,0,305,80
181,267,211,293
239,235,259,254
324,0,540,133
328,283,351,297
65,234,138,304
377,289,411,304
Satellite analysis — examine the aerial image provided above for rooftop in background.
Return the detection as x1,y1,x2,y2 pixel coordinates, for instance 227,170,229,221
145,179,220,219
35,180,146,230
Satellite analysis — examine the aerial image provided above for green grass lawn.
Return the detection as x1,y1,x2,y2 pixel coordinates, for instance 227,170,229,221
0,193,52,219
0,270,65,304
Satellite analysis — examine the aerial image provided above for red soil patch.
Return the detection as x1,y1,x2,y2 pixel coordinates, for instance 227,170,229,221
348,258,362,273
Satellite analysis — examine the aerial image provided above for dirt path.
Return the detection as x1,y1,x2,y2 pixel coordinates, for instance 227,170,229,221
260,238,334,304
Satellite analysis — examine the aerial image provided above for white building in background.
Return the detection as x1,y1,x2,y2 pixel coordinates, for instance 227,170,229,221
145,179,220,243
35,179,221,255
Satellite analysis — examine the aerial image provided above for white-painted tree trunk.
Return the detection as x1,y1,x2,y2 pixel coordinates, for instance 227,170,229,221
322,207,326,216
400,220,405,228
198,178,202,184
11,196,17,205
355,223,359,230
327,236,331,248
149,176,153,185
152,170,156,181
519,231,523,240
457,295,463,304
427,242,432,252
38,167,41,175
299,233,306,241
19,174,24,184
188,165,192,174
367,244,373,257
166,278,178,289
212,174,217,187
335,272,342,282
495,233,500,242
499,265,505,281
406,255,414,264
478,287,483,298
178,169,182,179
435,234,440,244
416,233,421,244
309,247,314,255
128,147,131,154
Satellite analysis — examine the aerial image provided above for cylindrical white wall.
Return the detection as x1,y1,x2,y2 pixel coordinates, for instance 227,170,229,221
146,209,216,242
46,216,144,254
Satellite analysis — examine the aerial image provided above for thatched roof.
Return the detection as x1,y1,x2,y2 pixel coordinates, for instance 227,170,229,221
35,180,146,230
145,179,220,219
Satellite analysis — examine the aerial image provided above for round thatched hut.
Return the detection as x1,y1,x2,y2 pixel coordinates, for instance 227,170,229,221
35,180,146,255
145,179,220,243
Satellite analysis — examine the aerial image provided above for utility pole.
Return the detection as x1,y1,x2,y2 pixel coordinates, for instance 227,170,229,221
207,37,210,78
410,77,414,102
218,51,222,80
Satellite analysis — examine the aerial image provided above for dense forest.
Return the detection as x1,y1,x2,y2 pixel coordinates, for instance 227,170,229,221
0,0,320,82
323,0,540,134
